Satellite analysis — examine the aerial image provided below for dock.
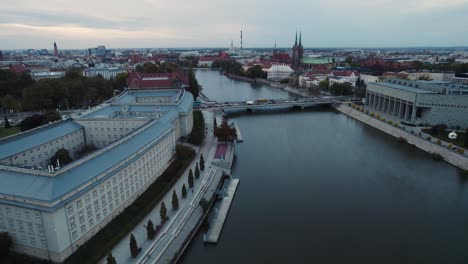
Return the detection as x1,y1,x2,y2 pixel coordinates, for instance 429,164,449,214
203,178,240,244
234,122,243,142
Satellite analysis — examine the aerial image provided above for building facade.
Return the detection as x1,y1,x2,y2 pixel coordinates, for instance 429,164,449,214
0,89,193,262
365,79,468,128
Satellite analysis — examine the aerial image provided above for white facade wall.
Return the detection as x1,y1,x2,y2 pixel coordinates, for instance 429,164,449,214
75,119,148,148
0,130,85,169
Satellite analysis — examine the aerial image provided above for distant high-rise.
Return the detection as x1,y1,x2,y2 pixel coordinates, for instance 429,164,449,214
53,42,59,57
0,50,3,60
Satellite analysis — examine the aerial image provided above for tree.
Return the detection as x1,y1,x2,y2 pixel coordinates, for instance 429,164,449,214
464,128,468,148
129,233,138,258
176,145,195,161
106,252,117,264
0,232,12,258
146,220,155,240
188,68,200,98
172,190,179,210
182,184,187,198
160,202,167,222
214,118,237,142
50,148,73,166
195,163,200,179
200,154,205,171
318,80,329,91
188,169,194,188
4,116,10,129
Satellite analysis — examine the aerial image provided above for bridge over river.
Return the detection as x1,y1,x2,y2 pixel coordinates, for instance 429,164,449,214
198,94,357,111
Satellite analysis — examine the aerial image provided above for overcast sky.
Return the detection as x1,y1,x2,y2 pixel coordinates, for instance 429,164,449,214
1,0,468,49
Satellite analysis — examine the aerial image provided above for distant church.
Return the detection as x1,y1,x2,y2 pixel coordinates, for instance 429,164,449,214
291,32,304,70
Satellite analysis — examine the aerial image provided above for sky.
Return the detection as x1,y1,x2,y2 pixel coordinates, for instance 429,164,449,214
1,0,468,49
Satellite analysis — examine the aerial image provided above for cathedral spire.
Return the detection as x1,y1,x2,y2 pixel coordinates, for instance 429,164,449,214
299,32,302,46
295,31,297,46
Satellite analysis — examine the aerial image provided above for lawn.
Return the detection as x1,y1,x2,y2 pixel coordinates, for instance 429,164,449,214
0,127,20,139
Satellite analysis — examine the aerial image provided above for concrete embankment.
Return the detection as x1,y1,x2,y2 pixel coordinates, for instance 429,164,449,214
335,104,468,170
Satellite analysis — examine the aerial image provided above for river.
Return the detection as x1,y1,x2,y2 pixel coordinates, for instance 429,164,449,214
180,70,468,263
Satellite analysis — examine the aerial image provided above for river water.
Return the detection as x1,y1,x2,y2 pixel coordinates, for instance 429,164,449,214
181,70,468,263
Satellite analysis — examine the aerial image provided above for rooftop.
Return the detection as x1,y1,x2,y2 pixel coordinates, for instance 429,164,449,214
0,120,83,160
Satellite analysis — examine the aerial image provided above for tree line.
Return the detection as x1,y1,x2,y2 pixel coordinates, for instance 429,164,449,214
0,69,127,112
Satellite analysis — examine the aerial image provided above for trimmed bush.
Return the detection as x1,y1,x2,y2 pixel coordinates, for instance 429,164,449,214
370,113,375,117
381,118,386,122
387,120,393,125
436,139,442,145
376,114,381,119
426,136,432,141
365,110,369,114
448,143,453,149
459,149,465,155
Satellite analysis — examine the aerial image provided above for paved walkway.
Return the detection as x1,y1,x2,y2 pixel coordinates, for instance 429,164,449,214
337,104,468,170
99,111,217,264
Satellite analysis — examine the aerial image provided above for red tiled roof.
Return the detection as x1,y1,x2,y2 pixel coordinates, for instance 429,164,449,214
126,71,189,89
332,70,360,77
9,63,27,74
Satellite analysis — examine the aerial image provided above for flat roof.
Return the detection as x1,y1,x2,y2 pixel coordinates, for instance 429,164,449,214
374,82,436,94
0,90,193,210
0,120,83,160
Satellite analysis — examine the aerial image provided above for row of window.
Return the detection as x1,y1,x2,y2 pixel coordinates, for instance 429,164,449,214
66,135,175,241
419,102,468,109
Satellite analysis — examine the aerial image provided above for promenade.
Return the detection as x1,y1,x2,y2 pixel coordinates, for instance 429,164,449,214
99,111,223,264
336,104,468,170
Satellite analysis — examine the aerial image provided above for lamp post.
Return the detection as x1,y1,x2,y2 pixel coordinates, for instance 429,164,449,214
448,131,457,149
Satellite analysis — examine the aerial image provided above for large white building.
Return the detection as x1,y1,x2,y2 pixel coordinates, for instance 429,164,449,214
0,89,193,262
266,64,294,81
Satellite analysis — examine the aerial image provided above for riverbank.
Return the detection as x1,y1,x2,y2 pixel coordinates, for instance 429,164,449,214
224,73,310,98
335,104,468,170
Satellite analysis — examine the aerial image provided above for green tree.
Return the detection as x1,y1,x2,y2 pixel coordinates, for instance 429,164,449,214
172,190,179,210
129,233,138,258
464,128,468,148
4,116,10,129
146,220,155,240
50,148,73,166
195,163,200,179
246,65,267,79
106,252,117,264
176,145,195,161
318,80,329,91
188,169,194,188
188,68,200,98
182,184,187,198
0,232,12,258
113,72,128,91
214,118,237,142
160,202,167,222
200,154,205,171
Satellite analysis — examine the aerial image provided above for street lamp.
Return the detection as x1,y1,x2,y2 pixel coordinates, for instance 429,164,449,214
449,131,457,149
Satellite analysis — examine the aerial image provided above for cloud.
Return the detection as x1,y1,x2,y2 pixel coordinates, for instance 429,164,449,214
0,0,467,48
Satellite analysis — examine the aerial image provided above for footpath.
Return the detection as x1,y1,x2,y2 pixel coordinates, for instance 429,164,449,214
336,104,468,170
100,111,229,264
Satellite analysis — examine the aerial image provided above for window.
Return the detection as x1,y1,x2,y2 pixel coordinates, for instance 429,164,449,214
76,200,82,209
81,225,86,233
88,218,94,227
86,205,92,218
78,212,84,223
93,190,98,198
67,206,74,215
94,201,100,212
96,213,101,221
69,217,76,229
72,231,78,240
85,195,90,203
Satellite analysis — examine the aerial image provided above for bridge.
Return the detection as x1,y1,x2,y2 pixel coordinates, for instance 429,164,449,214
198,96,356,111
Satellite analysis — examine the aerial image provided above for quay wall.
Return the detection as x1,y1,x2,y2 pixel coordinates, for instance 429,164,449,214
335,104,468,170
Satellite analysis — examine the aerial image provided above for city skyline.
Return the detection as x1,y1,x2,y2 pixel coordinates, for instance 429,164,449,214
1,0,468,49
